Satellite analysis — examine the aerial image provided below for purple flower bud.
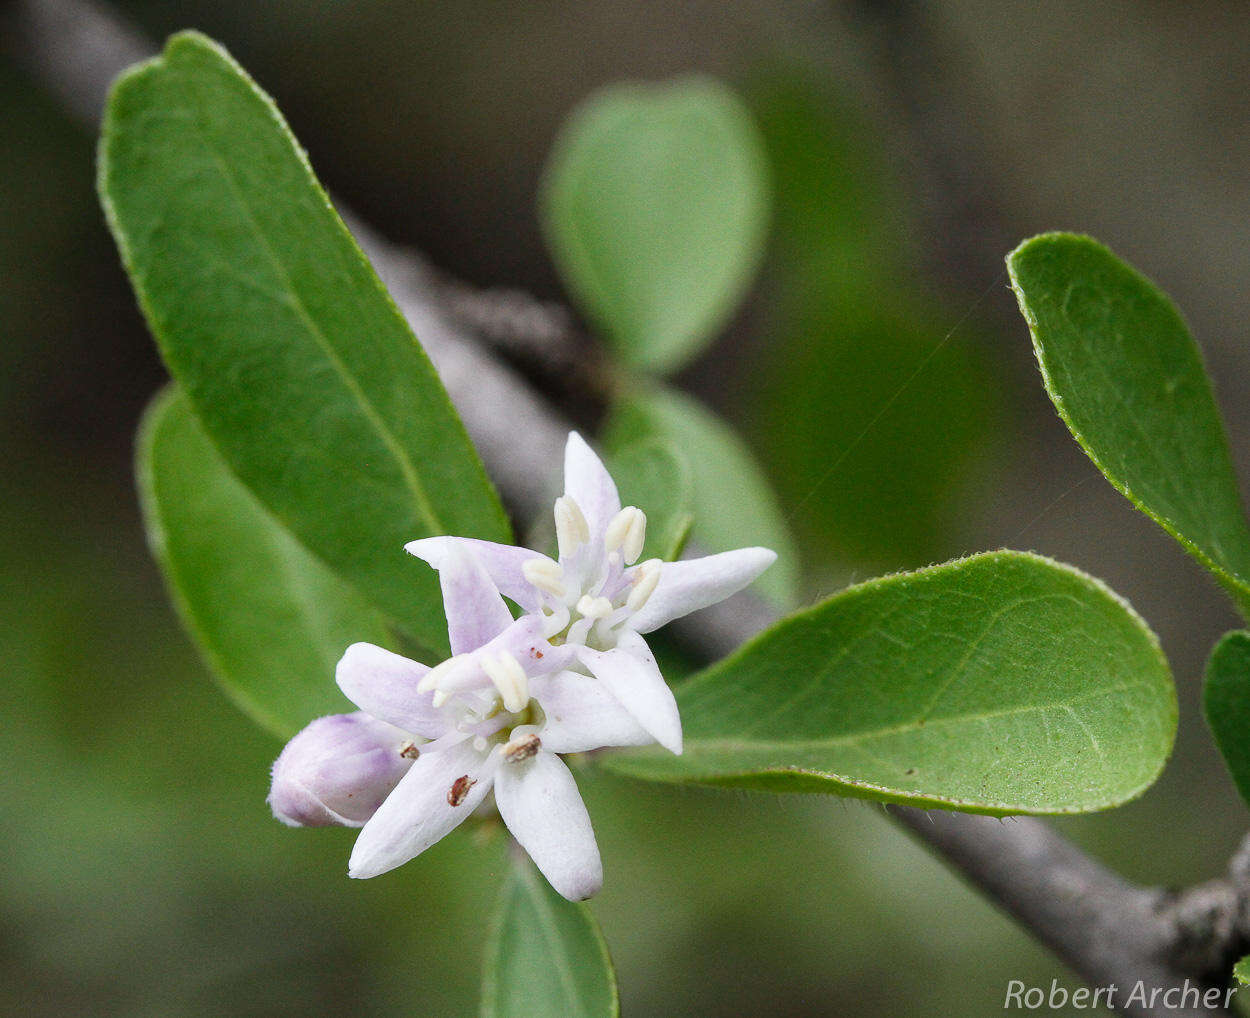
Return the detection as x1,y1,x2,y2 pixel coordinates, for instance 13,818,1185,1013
268,712,414,827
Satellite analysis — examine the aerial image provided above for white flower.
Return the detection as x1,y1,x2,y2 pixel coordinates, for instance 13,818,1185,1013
269,545,650,900
407,432,776,755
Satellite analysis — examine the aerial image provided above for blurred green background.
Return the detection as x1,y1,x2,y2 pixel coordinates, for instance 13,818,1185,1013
5,1,1250,1014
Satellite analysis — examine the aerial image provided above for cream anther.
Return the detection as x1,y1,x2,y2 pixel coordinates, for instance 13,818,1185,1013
576,594,614,619
522,557,566,598
418,654,464,693
605,507,647,565
482,651,529,713
554,496,590,558
626,558,662,613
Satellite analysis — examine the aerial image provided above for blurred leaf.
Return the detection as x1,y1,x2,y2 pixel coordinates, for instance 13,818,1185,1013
138,387,387,737
1009,233,1250,617
1203,631,1250,809
1234,955,1250,986
605,551,1175,815
604,436,694,562
481,857,618,1018
99,32,510,655
747,66,996,569
541,77,769,374
604,385,799,606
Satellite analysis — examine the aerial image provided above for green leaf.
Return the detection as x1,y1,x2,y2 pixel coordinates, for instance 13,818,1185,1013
100,32,510,655
748,66,997,568
541,77,769,374
603,385,799,606
1203,631,1250,809
1008,233,1250,617
604,435,694,562
480,858,618,1018
604,551,1175,815
138,388,389,738
1233,955,1250,986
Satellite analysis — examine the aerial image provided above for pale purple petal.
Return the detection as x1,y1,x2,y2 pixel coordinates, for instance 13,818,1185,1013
269,712,414,828
437,543,515,654
577,633,682,754
629,547,778,633
495,751,602,901
564,432,621,544
406,536,546,612
336,643,448,738
349,739,496,879
530,671,653,753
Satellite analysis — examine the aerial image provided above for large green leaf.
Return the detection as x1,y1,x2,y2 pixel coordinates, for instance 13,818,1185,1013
138,388,389,738
1008,233,1250,617
1203,630,1250,809
604,435,694,562
605,551,1175,814
604,385,799,606
480,858,618,1018
100,32,510,654
541,77,769,374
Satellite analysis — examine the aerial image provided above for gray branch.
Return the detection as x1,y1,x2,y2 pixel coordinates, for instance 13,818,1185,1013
7,0,1246,1012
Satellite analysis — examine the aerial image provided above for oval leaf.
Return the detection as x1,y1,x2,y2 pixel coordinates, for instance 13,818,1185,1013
603,385,799,606
1008,233,1250,617
1203,630,1250,809
604,551,1176,814
100,32,510,654
541,77,769,374
138,388,389,737
481,858,618,1018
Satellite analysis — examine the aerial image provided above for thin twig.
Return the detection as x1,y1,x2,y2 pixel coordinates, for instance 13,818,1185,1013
6,0,1243,1012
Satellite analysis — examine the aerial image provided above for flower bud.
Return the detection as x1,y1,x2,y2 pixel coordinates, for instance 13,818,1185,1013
268,712,414,828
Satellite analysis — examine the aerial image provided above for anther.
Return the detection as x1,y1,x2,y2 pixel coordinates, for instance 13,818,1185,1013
398,740,420,759
576,594,614,619
447,775,476,807
626,558,662,613
418,654,463,693
482,651,529,713
554,496,590,559
605,507,647,565
503,733,542,763
522,557,566,598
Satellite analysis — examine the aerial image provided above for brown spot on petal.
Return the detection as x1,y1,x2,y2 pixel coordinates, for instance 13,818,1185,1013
448,775,477,807
504,733,542,763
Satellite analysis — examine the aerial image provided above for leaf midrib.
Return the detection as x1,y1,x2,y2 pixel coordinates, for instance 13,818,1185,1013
682,678,1151,755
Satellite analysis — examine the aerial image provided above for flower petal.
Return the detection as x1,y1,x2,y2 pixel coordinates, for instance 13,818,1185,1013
629,547,778,633
531,671,653,753
336,643,448,738
269,712,414,828
437,543,516,654
349,739,495,879
406,536,545,612
495,751,602,901
564,432,621,544
577,633,682,754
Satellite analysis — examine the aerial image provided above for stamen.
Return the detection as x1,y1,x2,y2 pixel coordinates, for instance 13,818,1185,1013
418,654,464,693
431,689,450,708
522,557,566,598
482,651,529,713
541,603,571,639
554,496,590,559
626,558,663,613
503,732,542,763
576,594,614,619
398,740,420,759
473,735,488,753
605,506,647,565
